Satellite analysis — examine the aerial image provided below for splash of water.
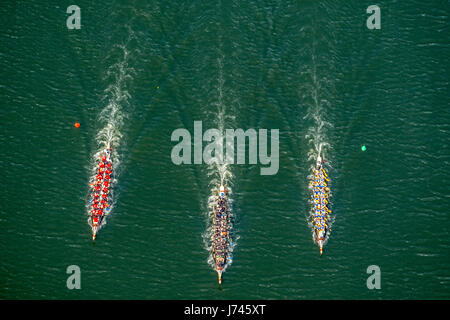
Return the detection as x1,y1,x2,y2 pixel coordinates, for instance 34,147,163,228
302,52,335,252
86,45,134,238
202,57,238,280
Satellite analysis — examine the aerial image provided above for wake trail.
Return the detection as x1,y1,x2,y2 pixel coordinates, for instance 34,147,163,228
86,45,135,240
202,56,238,284
303,44,335,254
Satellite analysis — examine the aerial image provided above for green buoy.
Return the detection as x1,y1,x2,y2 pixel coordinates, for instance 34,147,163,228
361,145,366,151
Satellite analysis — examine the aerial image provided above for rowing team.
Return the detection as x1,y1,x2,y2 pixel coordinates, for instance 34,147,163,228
89,148,113,239
311,161,331,255
213,185,232,284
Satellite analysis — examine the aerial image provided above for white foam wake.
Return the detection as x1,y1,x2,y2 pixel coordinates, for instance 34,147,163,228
202,57,238,277
302,53,335,250
86,45,134,236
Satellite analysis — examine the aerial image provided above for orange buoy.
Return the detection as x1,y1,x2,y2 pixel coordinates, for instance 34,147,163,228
74,122,80,128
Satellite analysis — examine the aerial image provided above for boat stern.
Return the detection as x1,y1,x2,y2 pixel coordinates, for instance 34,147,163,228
219,185,227,199
316,155,322,167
